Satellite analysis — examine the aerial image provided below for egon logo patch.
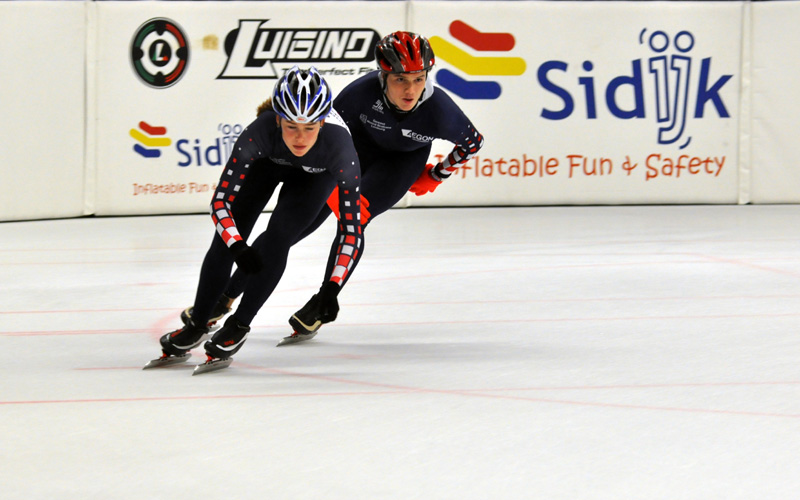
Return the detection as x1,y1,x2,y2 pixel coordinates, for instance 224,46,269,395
402,129,435,143
218,20,380,79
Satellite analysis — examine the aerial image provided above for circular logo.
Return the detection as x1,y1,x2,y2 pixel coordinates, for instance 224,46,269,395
130,18,189,88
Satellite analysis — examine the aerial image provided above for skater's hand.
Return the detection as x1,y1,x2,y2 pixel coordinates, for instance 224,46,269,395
317,281,340,323
326,187,371,225
408,163,443,196
230,241,262,274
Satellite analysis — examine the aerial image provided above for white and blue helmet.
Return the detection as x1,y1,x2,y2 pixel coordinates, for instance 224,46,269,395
271,66,332,123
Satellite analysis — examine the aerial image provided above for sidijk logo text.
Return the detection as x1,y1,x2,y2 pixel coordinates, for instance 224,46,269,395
536,29,732,149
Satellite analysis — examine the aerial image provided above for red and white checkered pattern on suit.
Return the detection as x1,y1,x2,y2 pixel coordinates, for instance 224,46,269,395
440,125,484,177
330,231,361,284
210,156,250,248
328,185,362,284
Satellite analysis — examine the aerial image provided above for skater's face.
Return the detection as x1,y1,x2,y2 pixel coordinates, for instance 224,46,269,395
384,71,426,112
278,117,323,157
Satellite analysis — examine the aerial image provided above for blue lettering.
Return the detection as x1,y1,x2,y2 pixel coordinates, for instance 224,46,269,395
205,139,222,166
578,61,597,119
176,139,191,167
538,61,573,120
694,57,731,118
606,60,645,119
192,139,202,166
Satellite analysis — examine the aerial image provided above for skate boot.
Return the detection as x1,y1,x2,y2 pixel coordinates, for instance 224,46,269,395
144,319,210,369
180,295,234,330
193,316,250,375
289,290,338,335
160,319,210,356
282,295,323,345
281,285,338,346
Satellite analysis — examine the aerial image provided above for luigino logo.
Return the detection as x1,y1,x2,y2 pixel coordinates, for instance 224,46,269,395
218,20,380,79
130,18,190,88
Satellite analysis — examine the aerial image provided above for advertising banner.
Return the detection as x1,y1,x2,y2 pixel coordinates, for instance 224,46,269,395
9,1,800,220
0,2,86,221
410,1,744,206
93,1,404,215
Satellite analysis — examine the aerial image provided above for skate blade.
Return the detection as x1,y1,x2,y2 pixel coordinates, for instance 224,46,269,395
276,330,318,347
143,353,191,369
192,357,233,376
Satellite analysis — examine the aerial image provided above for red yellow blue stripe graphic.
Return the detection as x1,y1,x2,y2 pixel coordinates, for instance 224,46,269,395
448,20,515,52
432,21,525,100
130,121,171,158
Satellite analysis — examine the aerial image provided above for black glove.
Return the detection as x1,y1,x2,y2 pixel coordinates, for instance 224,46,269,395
316,281,341,323
230,241,262,275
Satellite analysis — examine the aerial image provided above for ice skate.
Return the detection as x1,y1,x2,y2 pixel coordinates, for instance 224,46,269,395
289,293,324,335
285,287,339,346
180,295,234,331
144,320,210,370
287,286,339,340
143,352,193,369
192,356,233,375
276,329,319,346
192,316,250,375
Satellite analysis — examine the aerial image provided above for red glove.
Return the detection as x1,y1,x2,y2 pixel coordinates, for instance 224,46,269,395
409,163,443,196
326,187,371,225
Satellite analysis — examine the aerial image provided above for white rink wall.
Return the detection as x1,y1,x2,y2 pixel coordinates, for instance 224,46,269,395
0,2,86,220
1,0,799,220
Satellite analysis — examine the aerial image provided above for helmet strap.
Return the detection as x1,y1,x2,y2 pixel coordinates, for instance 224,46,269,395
378,70,389,90
381,92,408,115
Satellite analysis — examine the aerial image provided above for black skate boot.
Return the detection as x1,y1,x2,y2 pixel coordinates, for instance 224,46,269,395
193,317,250,375
144,319,210,369
281,282,339,346
180,295,234,329
289,293,325,335
160,319,210,357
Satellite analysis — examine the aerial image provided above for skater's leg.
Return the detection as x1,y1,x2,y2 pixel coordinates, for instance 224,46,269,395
231,173,336,326
200,172,335,363
221,190,335,300
289,147,430,336
181,167,279,326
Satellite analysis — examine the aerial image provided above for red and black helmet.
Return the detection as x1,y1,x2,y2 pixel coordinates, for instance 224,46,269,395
374,31,435,74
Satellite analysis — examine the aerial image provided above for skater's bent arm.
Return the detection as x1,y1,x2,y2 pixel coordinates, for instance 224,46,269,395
209,125,265,248
325,124,363,285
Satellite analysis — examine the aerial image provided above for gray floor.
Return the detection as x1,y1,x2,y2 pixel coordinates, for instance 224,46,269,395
2,205,799,499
